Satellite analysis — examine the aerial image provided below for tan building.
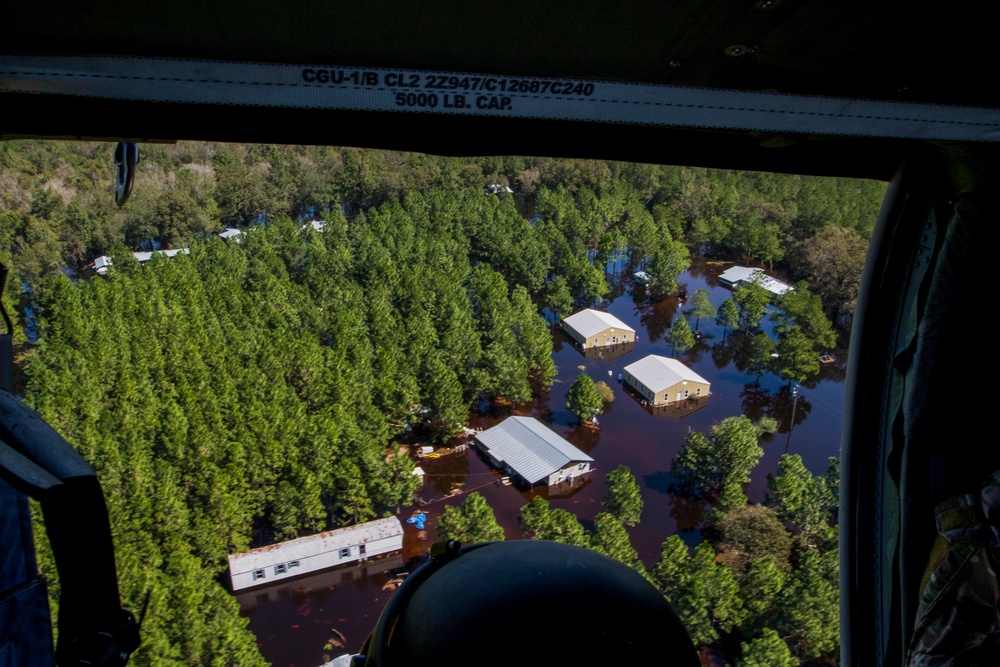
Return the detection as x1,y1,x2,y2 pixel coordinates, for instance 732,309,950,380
561,309,636,348
622,355,710,406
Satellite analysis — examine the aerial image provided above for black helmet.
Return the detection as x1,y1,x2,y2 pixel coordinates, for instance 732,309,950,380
354,539,699,667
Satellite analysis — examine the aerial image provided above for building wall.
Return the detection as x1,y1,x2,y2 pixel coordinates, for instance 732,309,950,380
622,372,709,406
653,380,710,405
546,461,591,486
563,324,633,348
230,532,403,591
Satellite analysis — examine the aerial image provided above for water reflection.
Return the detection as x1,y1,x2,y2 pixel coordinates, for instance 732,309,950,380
770,385,812,434
669,494,708,533
418,450,471,497
575,341,636,362
643,471,673,494
644,397,711,420
238,553,406,666
241,257,847,667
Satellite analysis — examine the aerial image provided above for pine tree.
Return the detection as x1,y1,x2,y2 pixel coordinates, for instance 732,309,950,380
436,492,505,544
603,465,644,526
566,372,604,424
669,316,696,356
671,415,764,499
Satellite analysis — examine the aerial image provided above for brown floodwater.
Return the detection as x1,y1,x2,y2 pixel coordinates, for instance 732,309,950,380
238,258,848,666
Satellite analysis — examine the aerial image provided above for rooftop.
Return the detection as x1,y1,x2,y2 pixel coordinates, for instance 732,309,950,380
227,516,403,575
562,309,635,339
717,266,792,297
475,416,593,485
624,355,710,393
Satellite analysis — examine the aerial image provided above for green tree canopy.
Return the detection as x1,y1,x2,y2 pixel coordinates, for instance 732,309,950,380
519,496,589,547
778,549,840,661
669,316,696,356
747,332,776,384
590,512,644,574
688,288,716,330
603,465,644,526
736,628,796,667
713,504,793,575
671,415,764,499
566,372,604,424
776,326,820,386
644,237,691,295
436,492,505,544
732,274,771,331
717,297,741,337
766,453,836,547
774,281,837,349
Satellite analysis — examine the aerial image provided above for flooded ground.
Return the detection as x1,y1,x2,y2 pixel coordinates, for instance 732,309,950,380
238,257,848,666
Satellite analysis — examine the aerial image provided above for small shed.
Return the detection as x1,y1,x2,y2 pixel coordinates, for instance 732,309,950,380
717,266,792,298
93,255,112,275
561,309,635,348
623,355,710,406
474,416,593,487
227,516,403,591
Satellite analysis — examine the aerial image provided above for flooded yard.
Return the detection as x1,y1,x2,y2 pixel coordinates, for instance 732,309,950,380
238,257,847,666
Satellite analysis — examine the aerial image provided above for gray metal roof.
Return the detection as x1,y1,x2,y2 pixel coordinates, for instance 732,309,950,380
562,308,635,339
475,416,593,484
623,355,710,393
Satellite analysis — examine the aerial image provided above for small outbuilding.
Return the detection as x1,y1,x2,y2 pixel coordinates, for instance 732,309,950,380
227,516,403,591
622,355,710,406
717,266,791,298
474,416,593,487
561,309,635,349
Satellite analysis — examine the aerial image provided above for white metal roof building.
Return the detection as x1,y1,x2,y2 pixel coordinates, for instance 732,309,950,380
227,516,403,591
91,248,190,275
561,309,636,348
717,266,792,298
622,355,711,406
474,416,593,486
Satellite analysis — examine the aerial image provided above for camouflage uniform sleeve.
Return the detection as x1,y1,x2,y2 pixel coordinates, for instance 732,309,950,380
906,471,1000,666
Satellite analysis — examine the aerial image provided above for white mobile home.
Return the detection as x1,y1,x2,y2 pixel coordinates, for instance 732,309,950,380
228,516,404,591
717,266,792,298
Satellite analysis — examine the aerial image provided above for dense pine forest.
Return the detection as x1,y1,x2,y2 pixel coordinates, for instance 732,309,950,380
0,140,884,665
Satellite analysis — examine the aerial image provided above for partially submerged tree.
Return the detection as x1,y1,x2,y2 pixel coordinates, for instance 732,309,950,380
717,297,741,338
566,372,604,424
671,415,764,499
593,380,615,404
669,316,696,357
773,281,837,350
603,465,644,526
519,496,588,547
436,492,505,543
776,326,820,387
747,332,776,386
688,288,716,330
733,274,771,331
